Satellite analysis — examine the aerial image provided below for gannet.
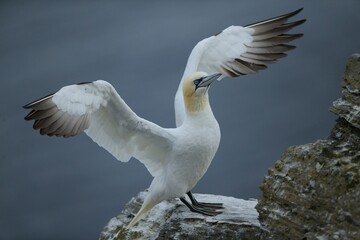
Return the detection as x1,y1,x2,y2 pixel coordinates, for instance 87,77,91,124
23,8,305,228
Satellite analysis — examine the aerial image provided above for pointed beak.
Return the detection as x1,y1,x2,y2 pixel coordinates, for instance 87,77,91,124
198,73,222,88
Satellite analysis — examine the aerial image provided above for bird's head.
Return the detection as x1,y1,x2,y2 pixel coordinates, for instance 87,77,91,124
182,72,222,112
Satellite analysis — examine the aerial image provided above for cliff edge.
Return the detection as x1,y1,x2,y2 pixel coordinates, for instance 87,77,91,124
257,54,360,240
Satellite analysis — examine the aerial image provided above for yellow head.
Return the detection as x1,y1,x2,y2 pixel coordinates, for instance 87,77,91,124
182,72,222,113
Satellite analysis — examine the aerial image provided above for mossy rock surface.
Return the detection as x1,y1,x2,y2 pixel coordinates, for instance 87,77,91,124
257,54,360,240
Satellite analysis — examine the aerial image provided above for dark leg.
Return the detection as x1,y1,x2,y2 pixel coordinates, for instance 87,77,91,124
187,191,223,209
179,197,221,216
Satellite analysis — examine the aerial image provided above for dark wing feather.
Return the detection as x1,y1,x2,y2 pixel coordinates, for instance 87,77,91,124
224,8,305,77
24,93,89,138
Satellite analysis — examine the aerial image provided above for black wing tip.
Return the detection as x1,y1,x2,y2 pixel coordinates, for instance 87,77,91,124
23,101,36,109
285,18,306,28
297,19,306,24
77,81,93,85
23,93,55,109
245,8,305,29
24,110,35,121
296,7,304,13
287,45,296,50
278,33,304,40
23,103,32,109
290,33,304,39
291,8,304,16
283,8,303,19
271,7,305,20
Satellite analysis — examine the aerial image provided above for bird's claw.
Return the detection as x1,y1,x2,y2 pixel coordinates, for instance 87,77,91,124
186,191,224,209
180,191,224,216
180,196,223,216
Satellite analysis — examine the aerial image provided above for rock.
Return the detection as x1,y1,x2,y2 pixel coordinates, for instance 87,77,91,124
99,192,268,239
256,54,360,240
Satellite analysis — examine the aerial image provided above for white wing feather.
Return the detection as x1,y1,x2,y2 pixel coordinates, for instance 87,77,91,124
24,80,174,177
175,8,305,126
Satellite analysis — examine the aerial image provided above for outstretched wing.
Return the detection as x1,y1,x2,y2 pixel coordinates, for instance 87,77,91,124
24,80,174,177
175,8,305,126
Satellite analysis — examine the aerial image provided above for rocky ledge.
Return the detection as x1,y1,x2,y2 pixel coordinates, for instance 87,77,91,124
99,192,268,239
100,54,360,240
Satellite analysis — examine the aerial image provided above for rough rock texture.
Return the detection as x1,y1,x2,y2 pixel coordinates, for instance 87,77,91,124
256,54,360,240
99,192,268,239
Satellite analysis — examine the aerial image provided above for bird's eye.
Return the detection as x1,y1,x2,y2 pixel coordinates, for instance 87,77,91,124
193,79,201,86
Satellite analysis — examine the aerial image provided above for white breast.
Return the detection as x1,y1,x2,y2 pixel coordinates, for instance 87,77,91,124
166,108,221,194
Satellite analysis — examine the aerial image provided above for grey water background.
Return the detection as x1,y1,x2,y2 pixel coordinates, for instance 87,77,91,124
1,1,360,239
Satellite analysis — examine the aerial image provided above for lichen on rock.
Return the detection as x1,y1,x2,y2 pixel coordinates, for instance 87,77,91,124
256,54,360,240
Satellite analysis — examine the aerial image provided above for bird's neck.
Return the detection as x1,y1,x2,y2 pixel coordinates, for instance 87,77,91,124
184,92,209,113
184,94,217,126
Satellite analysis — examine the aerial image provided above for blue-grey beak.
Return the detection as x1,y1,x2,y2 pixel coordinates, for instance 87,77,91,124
197,73,222,88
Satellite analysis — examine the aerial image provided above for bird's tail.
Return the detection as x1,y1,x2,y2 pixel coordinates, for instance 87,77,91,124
126,198,156,228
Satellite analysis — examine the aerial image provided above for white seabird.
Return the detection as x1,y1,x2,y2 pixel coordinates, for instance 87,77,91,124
23,8,305,228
